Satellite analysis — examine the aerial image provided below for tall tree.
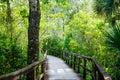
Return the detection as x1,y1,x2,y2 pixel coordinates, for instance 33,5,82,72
27,0,41,80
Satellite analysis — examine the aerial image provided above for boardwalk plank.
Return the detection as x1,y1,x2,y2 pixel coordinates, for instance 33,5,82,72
45,55,83,80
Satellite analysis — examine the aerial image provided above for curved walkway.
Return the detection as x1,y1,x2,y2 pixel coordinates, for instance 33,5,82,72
45,55,82,80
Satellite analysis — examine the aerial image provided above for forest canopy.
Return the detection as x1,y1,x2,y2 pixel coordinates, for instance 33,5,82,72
0,0,120,80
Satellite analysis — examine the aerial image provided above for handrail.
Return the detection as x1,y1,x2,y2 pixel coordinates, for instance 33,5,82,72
48,49,112,80
0,51,47,80
91,59,111,80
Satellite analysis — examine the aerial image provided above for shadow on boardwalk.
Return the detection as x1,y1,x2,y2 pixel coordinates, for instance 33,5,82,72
45,55,83,80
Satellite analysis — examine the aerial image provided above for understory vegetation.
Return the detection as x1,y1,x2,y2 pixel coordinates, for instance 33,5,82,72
0,0,120,80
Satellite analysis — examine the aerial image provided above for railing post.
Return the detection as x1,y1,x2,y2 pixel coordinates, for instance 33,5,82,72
92,63,96,80
60,50,62,58
74,55,76,71
67,55,69,65
83,59,86,80
64,52,66,62
54,50,56,56
78,58,80,73
66,53,69,64
65,53,67,63
27,70,36,80
70,54,72,67
63,51,65,61
41,63,44,80
62,50,64,59
56,50,58,57
35,68,37,80
98,72,103,80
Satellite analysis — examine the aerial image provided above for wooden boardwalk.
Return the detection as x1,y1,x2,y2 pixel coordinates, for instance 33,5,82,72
45,55,82,80
0,51,111,80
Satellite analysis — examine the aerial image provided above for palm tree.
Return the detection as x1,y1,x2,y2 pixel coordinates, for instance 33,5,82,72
105,25,120,79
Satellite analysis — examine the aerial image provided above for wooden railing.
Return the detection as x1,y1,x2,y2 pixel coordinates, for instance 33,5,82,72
48,49,112,80
0,52,47,80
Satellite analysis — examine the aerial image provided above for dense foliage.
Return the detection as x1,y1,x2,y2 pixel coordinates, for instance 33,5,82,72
0,0,120,80
0,0,27,75
41,0,120,79
0,32,27,75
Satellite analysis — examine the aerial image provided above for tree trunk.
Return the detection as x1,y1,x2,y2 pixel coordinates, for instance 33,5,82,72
6,0,12,34
27,0,40,80
6,0,15,68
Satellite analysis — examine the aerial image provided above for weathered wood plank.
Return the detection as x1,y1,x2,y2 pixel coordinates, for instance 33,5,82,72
45,55,83,80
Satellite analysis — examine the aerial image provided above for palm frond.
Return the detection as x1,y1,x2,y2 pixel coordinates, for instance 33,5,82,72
94,0,115,16
105,25,120,50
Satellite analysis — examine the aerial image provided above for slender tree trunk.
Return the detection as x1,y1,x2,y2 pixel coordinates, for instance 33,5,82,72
6,0,13,40
27,0,40,80
6,0,15,67
6,0,12,33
